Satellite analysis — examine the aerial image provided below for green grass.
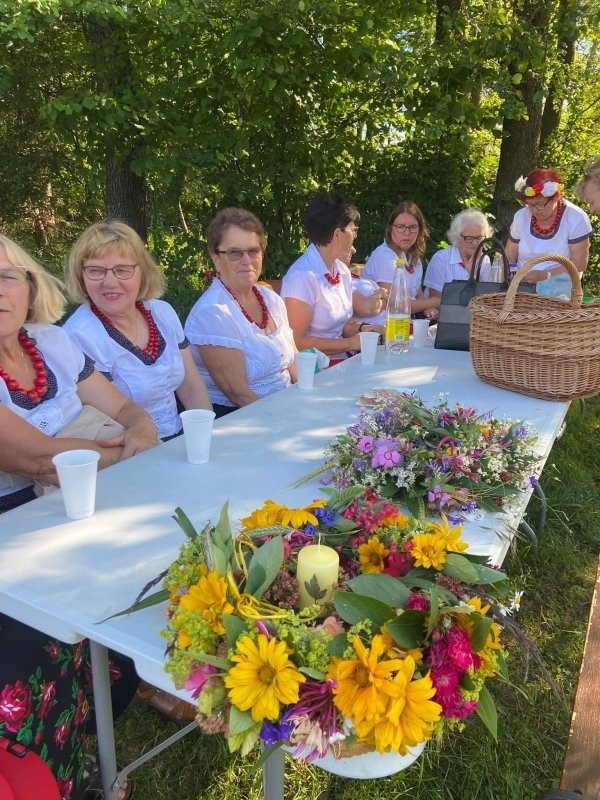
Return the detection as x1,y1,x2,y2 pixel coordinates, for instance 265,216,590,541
107,396,600,800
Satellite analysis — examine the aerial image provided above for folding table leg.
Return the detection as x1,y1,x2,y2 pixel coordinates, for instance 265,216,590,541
262,746,285,800
89,640,119,800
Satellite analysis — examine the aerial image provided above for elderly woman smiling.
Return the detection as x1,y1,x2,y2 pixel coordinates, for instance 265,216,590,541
63,220,211,440
0,233,157,800
424,209,494,299
184,208,296,417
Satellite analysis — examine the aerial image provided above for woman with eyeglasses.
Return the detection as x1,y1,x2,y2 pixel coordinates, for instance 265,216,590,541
504,168,592,297
423,209,494,300
361,201,439,321
184,208,296,417
0,233,157,799
282,192,382,359
64,220,211,439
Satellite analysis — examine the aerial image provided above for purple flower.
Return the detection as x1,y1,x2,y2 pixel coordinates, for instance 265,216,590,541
357,436,374,453
371,439,402,469
352,458,366,470
260,718,294,747
314,506,340,526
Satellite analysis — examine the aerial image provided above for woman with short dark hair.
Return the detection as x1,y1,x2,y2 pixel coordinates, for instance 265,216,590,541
281,192,381,357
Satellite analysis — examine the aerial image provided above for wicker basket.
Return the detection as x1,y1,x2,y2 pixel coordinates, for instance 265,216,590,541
469,254,600,401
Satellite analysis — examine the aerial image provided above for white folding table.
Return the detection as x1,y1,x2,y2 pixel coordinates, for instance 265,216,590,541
0,348,569,799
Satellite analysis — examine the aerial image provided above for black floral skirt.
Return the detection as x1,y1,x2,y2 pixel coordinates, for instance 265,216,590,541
0,614,139,800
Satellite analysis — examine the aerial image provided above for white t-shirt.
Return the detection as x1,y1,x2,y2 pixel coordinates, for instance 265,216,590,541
281,243,353,339
184,279,295,408
363,242,423,299
508,199,593,295
424,245,491,294
64,300,187,439
0,324,92,499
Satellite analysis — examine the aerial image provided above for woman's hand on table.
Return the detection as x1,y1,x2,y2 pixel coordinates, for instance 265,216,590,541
98,418,158,460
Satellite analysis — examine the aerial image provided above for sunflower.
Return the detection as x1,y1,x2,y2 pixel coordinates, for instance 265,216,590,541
358,536,390,574
328,635,403,724
224,634,306,722
410,531,448,571
179,569,234,634
355,655,441,753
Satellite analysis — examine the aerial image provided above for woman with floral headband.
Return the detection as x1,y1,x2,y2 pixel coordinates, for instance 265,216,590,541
505,168,593,297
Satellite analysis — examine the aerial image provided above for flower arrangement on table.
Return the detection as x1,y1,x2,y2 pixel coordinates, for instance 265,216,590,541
138,488,520,768
305,391,539,522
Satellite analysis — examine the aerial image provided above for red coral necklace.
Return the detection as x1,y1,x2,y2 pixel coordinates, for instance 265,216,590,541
0,328,48,402
324,272,341,285
91,301,160,359
220,280,269,329
532,200,564,236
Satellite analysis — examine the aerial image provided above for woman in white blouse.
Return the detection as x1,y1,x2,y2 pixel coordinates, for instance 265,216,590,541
505,167,592,298
281,192,381,359
185,208,296,417
424,209,494,299
362,201,439,320
64,220,211,439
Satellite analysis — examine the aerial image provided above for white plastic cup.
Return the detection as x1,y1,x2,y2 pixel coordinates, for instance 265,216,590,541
51,449,101,520
179,409,216,464
295,351,318,391
412,318,430,348
359,331,380,365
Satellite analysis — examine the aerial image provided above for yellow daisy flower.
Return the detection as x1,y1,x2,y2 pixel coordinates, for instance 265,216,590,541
328,635,404,724
426,515,468,553
240,500,283,530
410,531,448,571
179,570,234,634
240,498,327,530
358,536,390,574
224,634,306,722
277,499,327,529
356,656,441,753
379,511,409,529
177,628,192,649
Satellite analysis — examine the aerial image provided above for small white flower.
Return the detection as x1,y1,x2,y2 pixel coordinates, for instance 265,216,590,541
541,181,559,197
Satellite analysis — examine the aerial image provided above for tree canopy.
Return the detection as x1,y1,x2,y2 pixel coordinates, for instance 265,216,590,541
1,0,599,310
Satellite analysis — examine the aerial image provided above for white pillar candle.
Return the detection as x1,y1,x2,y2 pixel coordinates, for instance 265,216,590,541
296,544,340,610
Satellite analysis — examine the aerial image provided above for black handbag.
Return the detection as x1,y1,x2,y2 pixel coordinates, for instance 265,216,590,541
434,237,535,351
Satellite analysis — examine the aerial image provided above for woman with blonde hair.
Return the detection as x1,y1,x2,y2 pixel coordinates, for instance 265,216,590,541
574,157,600,216
64,220,211,439
0,233,157,799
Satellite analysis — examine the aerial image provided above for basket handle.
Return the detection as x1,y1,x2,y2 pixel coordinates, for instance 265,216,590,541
500,254,583,316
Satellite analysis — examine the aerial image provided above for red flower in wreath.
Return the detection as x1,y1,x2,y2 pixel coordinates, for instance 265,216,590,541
0,680,32,732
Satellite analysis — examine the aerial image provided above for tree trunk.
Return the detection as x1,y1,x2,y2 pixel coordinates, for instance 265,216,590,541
84,18,148,240
492,73,544,234
105,155,147,241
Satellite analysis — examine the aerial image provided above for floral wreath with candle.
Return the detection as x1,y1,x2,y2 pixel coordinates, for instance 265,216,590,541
514,176,563,199
121,490,536,764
